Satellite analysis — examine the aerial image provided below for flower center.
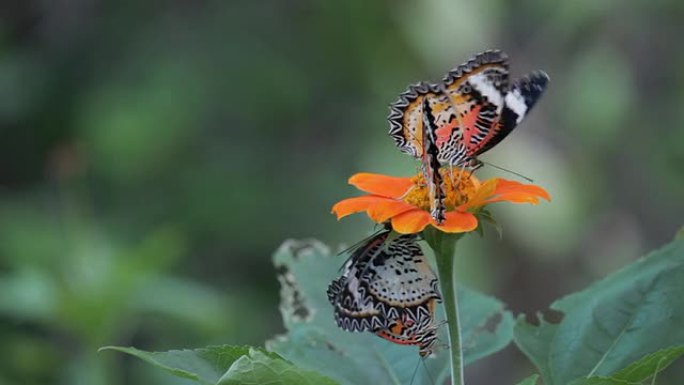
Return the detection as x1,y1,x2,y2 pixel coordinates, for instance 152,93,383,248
403,168,478,211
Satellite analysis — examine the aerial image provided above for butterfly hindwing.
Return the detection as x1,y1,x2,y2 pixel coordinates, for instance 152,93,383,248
374,310,439,357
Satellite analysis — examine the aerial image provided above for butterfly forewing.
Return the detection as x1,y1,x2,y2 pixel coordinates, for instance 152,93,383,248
476,70,549,155
364,232,441,312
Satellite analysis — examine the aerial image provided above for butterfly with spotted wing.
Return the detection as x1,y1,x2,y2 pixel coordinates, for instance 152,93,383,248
387,50,549,223
327,229,441,357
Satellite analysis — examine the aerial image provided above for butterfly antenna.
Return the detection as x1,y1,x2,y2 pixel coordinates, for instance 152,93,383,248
337,228,386,257
481,160,534,182
337,229,388,272
408,356,421,385
357,238,388,279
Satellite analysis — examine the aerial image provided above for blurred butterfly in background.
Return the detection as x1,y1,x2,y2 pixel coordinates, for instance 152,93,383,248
387,50,549,223
327,229,441,357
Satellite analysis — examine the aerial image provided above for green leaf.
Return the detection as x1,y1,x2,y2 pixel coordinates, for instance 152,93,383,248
522,346,684,385
514,239,684,385
514,373,539,385
267,239,514,385
474,221,485,238
477,209,503,239
675,226,684,241
100,345,338,385
100,345,253,384
611,345,684,382
218,348,338,385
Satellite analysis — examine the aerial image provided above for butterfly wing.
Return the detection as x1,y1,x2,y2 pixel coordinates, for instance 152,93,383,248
387,82,432,158
364,233,441,324
388,50,509,166
328,233,440,327
437,50,509,166
329,232,442,357
473,70,550,156
374,305,439,357
327,231,391,332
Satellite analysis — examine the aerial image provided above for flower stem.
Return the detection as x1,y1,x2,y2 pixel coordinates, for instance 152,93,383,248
423,228,464,385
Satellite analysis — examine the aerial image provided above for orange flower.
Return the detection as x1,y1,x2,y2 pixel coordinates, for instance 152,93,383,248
331,170,550,234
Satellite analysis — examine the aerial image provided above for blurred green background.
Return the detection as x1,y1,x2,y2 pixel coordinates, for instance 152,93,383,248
1,0,683,384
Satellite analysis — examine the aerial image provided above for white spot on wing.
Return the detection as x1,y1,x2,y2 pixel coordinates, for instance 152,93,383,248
504,89,528,123
469,73,503,109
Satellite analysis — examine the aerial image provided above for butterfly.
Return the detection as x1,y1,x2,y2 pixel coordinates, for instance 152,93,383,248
387,50,549,223
327,230,442,356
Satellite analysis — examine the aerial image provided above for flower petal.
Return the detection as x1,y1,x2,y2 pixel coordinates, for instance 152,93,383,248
434,211,478,233
464,178,499,209
391,210,431,234
493,180,551,201
331,195,390,220
483,192,544,205
478,179,551,206
367,200,416,222
349,173,414,199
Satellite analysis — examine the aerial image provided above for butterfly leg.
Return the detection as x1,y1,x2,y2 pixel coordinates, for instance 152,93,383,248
453,163,467,188
434,319,448,328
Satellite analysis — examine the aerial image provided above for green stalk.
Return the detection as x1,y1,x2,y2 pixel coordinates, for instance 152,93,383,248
423,228,464,385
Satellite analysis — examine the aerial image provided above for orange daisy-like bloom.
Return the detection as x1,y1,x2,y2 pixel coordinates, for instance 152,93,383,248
331,170,551,234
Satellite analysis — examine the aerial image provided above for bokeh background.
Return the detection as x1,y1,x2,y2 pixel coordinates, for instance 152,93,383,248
1,0,683,384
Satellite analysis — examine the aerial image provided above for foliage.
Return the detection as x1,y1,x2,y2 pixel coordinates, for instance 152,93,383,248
103,236,518,384
515,374,540,385
100,346,338,385
0,201,235,384
267,239,514,385
103,237,684,384
515,239,684,385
